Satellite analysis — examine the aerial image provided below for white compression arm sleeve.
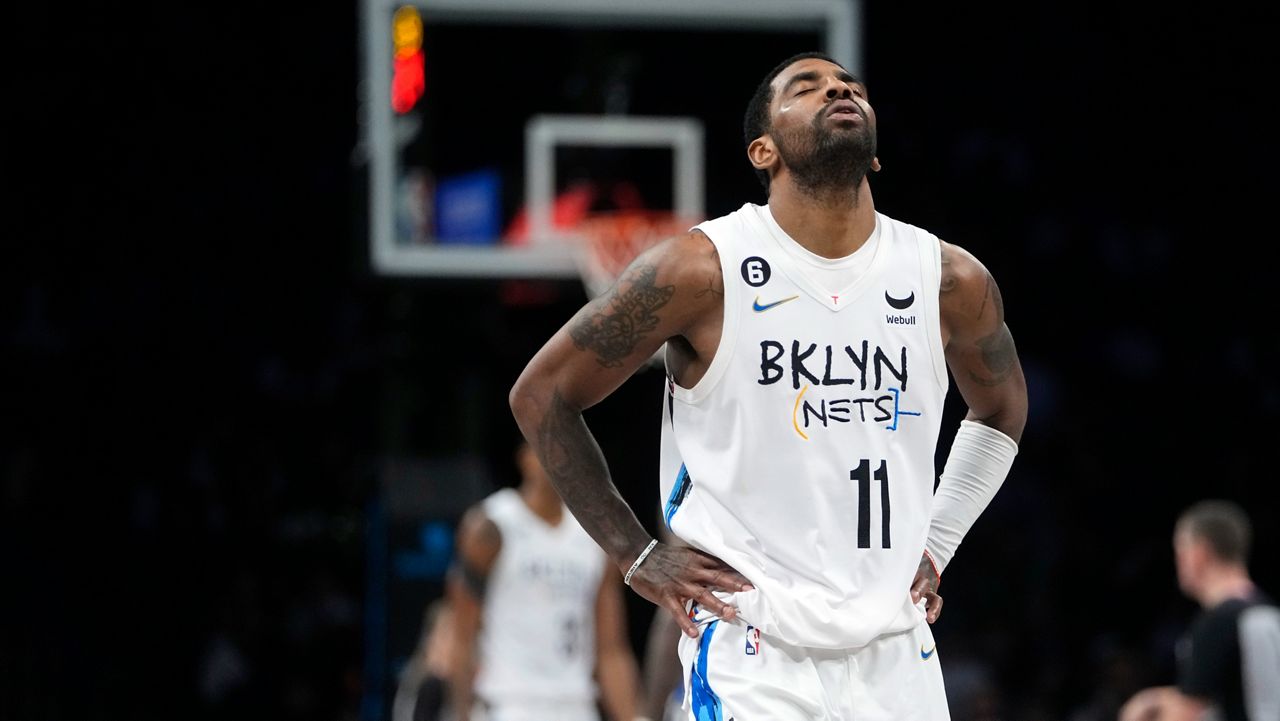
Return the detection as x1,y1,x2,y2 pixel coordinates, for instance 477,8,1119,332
925,419,1019,575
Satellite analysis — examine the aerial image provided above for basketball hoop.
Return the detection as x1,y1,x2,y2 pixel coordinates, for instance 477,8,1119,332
571,210,693,299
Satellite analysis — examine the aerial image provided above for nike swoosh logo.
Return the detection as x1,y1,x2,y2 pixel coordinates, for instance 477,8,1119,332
921,644,937,660
886,291,915,310
753,295,799,312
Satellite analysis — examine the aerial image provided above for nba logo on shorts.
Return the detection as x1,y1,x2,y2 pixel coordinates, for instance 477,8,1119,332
744,625,761,656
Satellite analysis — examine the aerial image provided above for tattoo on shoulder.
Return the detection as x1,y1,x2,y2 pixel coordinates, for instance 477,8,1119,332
968,325,1017,387
569,263,675,368
694,246,724,299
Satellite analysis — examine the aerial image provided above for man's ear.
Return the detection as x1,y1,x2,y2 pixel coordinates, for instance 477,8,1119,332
871,156,882,172
748,136,776,174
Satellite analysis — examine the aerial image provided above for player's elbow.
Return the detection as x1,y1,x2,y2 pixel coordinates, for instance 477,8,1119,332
508,374,536,427
508,368,552,434
1004,371,1030,442
985,389,1028,444
968,378,1028,443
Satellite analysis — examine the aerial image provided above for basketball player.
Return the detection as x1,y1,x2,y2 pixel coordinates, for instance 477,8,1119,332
1120,501,1280,721
510,52,1027,719
447,443,640,721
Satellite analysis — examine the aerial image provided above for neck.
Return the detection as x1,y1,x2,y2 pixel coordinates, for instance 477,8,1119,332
767,176,877,258
520,483,563,525
1195,564,1254,608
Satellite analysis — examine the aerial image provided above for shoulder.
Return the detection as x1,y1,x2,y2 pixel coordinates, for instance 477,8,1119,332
939,240,993,297
646,229,720,284
456,503,503,568
1239,599,1280,645
938,240,1004,331
1190,601,1249,646
1208,598,1253,620
610,229,722,317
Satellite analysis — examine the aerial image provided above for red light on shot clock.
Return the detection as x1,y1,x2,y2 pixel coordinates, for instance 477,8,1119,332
391,6,424,114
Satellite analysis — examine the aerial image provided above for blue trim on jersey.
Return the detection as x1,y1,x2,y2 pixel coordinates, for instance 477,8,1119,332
663,464,690,529
690,620,722,721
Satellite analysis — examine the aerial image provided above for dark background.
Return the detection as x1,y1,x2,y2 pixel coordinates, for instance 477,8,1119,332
7,3,1278,720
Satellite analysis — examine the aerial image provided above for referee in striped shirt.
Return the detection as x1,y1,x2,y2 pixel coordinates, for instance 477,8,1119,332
1122,500,1280,721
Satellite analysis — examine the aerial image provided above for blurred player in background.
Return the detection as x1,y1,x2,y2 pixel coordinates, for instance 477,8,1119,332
1121,500,1280,721
511,51,1026,719
447,443,640,721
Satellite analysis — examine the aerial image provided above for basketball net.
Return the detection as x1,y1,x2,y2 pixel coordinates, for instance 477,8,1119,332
571,210,696,369
571,210,693,299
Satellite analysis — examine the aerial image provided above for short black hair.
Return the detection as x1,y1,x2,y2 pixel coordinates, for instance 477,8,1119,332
742,51,847,191
1178,500,1253,564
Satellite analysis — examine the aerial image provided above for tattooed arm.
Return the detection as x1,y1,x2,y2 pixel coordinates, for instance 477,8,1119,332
922,241,1029,578
938,241,1028,441
510,231,751,638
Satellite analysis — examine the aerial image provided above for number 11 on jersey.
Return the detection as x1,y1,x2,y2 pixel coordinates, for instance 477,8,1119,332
850,459,890,549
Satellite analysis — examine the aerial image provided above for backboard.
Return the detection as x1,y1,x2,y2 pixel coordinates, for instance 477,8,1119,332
359,0,862,278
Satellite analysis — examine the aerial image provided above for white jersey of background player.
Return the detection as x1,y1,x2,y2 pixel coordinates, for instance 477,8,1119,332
512,52,1028,720
448,444,640,721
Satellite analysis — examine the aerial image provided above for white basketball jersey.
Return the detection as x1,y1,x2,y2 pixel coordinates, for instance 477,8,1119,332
474,488,606,704
660,203,949,650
